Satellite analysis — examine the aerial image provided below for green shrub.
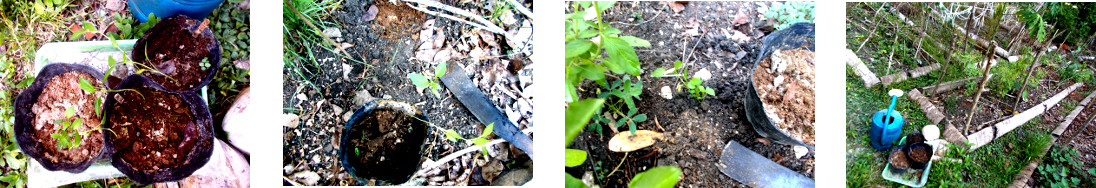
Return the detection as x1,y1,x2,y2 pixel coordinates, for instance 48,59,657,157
764,1,814,30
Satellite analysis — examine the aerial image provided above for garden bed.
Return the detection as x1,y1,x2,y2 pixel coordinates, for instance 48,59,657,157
282,0,534,185
565,2,813,187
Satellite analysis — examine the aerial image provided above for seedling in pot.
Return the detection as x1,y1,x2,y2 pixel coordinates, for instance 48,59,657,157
408,62,447,98
72,21,179,85
49,106,112,151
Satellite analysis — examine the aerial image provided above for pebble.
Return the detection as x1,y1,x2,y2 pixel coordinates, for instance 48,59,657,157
342,111,354,122
342,63,352,80
793,145,809,159
296,93,308,101
383,95,392,99
322,27,342,38
283,164,295,174
660,86,673,99
332,105,344,116
773,75,784,86
312,155,321,164
353,89,374,106
293,171,321,185
735,51,748,61
694,68,712,81
284,113,300,128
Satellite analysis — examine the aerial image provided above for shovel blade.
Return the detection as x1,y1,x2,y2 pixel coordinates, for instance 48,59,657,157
718,140,813,187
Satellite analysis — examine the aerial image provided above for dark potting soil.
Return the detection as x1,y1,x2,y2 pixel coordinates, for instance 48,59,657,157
889,148,909,169
134,16,213,91
109,86,196,171
909,147,930,163
346,109,428,182
752,48,815,145
31,72,104,163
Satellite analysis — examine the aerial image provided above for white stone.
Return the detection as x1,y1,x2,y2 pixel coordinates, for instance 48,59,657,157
293,171,321,185
773,75,785,87
660,86,673,99
284,113,300,128
353,89,375,106
342,63,352,80
694,68,712,81
322,27,342,38
793,145,809,159
923,125,941,141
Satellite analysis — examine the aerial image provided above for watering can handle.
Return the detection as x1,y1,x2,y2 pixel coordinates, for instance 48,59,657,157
884,95,898,143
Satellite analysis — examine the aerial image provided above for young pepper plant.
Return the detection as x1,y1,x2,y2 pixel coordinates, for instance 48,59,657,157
408,62,446,98
653,60,715,100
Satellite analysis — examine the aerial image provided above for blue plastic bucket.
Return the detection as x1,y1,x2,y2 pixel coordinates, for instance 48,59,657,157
870,109,904,150
128,0,224,23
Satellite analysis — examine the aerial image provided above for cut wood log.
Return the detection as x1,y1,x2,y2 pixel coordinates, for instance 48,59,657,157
880,63,941,86
845,49,882,87
907,89,946,124
968,82,1082,150
920,76,981,96
1053,89,1096,136
942,122,969,147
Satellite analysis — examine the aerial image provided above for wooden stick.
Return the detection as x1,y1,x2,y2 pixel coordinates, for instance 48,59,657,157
403,0,518,43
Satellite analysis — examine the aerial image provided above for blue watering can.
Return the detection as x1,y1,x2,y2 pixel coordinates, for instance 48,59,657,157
870,89,905,150
128,0,224,23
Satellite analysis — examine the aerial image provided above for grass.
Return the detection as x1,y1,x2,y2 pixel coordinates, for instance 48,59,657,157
846,63,1056,187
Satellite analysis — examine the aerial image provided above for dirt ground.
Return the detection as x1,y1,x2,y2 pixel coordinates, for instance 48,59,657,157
565,2,813,187
282,0,533,186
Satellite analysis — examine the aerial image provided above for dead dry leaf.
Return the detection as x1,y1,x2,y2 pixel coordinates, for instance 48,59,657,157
363,5,379,22
665,1,685,13
608,130,663,152
732,10,749,26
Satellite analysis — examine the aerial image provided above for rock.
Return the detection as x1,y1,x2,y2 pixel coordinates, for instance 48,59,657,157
694,68,712,81
284,113,300,128
105,0,126,11
771,50,788,73
332,105,344,116
322,27,342,38
773,75,785,87
383,95,392,99
296,93,308,101
283,164,295,174
312,155,321,164
491,166,532,186
730,30,750,43
793,145,809,159
735,51,748,61
342,111,354,122
293,171,321,185
342,63,352,80
353,89,375,106
660,86,673,99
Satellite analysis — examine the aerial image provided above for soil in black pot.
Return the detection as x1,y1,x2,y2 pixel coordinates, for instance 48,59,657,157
752,48,816,145
133,15,215,91
908,143,932,169
108,85,197,171
888,146,910,170
346,109,427,183
906,133,926,144
31,72,104,163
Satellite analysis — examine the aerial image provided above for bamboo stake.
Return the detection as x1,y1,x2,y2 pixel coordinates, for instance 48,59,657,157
964,4,1003,134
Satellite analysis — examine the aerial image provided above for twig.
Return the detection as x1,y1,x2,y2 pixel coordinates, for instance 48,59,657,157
403,0,518,43
414,127,533,177
506,0,534,18
606,152,630,178
283,176,303,186
856,2,887,53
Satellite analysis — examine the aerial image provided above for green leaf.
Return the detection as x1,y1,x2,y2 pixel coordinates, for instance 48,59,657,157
444,129,461,142
94,99,102,116
564,149,588,167
674,61,683,70
652,68,666,77
565,40,595,58
565,174,590,188
602,37,641,76
79,78,95,93
15,77,33,89
64,106,74,118
620,36,651,47
629,166,682,188
408,73,430,88
575,64,606,81
565,99,605,146
628,121,636,134
633,114,647,122
435,62,447,77
480,123,494,138
71,119,81,129
705,88,716,96
472,137,488,146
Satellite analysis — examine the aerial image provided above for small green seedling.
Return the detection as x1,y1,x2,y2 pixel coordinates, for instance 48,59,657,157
408,62,447,98
443,123,494,157
615,108,647,135
684,77,715,100
49,106,111,151
653,60,715,100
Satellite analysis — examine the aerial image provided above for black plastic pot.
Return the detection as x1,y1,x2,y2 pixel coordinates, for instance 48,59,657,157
132,14,221,92
14,63,108,173
340,99,430,184
906,132,926,144
907,142,934,170
104,74,213,184
743,22,815,148
887,145,910,174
